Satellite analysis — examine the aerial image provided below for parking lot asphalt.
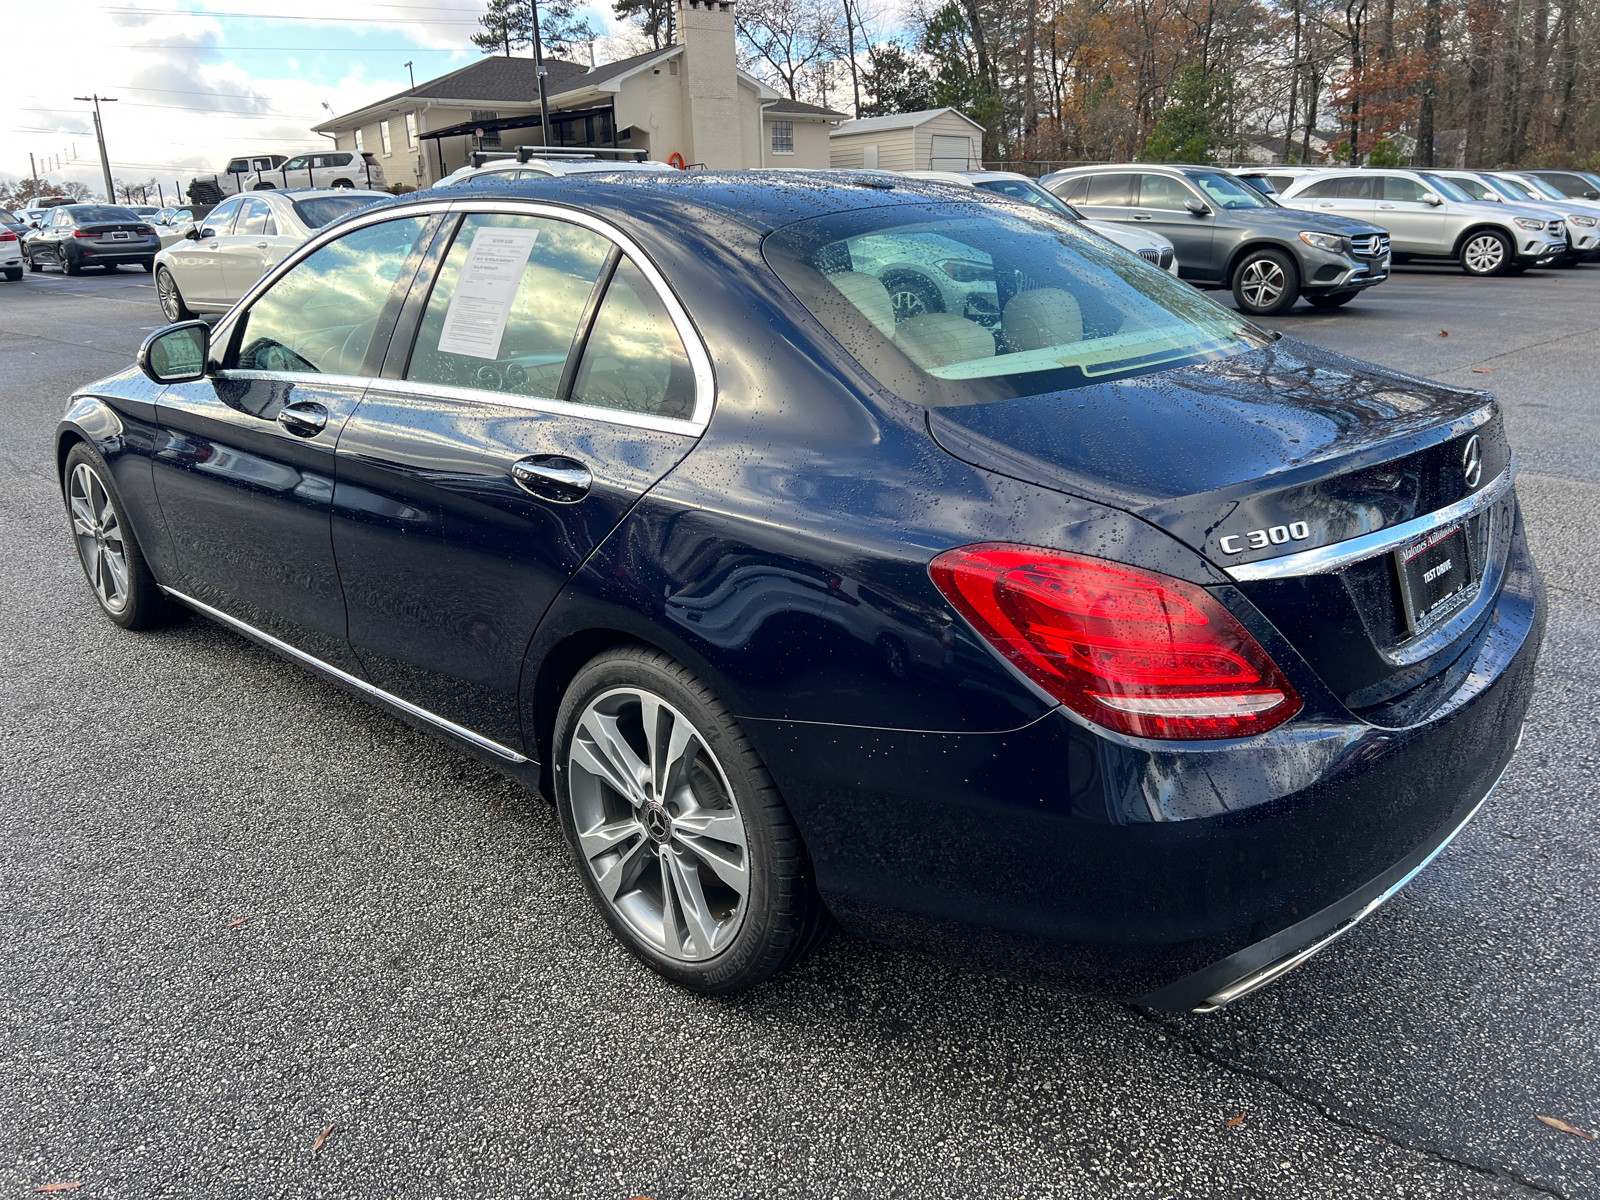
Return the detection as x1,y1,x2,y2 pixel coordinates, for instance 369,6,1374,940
1,263,1596,1200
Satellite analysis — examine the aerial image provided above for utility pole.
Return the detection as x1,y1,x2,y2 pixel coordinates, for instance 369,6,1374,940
529,1,551,144
29,153,40,202
74,94,118,202
405,60,415,88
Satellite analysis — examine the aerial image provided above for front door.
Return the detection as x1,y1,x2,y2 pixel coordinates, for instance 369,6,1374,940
1132,173,1216,281
150,213,435,672
175,195,244,306
332,209,707,750
1374,175,1447,254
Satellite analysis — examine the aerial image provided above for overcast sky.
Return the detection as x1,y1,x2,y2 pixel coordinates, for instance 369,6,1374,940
4,0,627,199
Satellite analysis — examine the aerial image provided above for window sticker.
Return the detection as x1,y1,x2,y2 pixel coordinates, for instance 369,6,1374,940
436,226,540,359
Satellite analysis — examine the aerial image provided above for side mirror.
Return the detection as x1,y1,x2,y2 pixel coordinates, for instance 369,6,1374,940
185,227,203,241
137,322,210,385
1421,192,1443,206
199,227,216,239
1586,190,1600,200
1184,197,1211,216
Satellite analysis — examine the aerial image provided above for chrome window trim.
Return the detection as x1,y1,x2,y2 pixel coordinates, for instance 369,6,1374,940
1224,456,1517,583
161,586,530,764
362,377,703,437
215,368,372,390
210,197,715,436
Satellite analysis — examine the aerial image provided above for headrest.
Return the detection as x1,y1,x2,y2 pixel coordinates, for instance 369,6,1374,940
1002,288,1083,352
828,271,897,338
895,313,997,370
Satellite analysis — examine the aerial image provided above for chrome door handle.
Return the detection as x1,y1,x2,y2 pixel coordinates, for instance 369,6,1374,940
1131,214,1152,220
256,241,269,248
512,455,592,504
276,400,329,437
1379,203,1396,209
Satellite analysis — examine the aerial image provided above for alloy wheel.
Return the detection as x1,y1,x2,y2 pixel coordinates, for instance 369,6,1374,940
1239,259,1286,308
157,269,182,322
67,462,130,613
1464,234,1505,274
566,686,750,963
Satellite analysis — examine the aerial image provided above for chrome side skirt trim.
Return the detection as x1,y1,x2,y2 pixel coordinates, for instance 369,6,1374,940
161,587,530,764
1190,722,1523,1013
1224,457,1517,582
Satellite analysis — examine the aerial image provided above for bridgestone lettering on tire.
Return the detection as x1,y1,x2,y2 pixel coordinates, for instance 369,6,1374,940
553,646,832,993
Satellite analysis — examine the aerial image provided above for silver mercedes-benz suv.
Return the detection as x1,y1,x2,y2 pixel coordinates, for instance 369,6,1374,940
1277,169,1567,276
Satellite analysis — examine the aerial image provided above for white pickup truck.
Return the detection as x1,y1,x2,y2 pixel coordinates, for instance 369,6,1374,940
244,150,387,192
188,154,292,203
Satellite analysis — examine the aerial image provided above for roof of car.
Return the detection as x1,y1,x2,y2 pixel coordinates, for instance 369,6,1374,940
375,170,998,236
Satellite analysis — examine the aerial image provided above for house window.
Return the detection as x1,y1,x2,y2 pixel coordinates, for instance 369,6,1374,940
354,128,365,152
771,120,794,155
405,112,417,148
471,110,501,148
380,120,392,155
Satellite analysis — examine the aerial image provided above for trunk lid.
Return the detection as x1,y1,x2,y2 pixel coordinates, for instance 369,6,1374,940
926,336,1516,716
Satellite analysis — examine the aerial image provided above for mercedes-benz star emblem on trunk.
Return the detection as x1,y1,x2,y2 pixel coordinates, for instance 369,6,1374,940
1462,434,1483,488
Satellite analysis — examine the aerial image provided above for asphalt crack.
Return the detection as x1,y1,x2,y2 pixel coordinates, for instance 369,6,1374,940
1123,1003,1569,1199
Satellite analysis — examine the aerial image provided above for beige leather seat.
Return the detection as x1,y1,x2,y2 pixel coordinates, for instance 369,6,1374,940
827,271,897,338
895,313,997,370
1002,288,1083,353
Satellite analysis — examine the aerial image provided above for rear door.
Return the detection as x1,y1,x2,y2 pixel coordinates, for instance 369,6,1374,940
1132,173,1215,281
331,207,709,749
1375,174,1446,254
1290,175,1377,222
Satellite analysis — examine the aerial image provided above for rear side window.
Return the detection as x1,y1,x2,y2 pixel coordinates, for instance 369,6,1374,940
1085,173,1134,206
571,258,695,419
1336,177,1376,199
291,195,380,229
237,198,269,236
1054,176,1090,203
234,216,430,376
1296,179,1338,198
405,213,613,399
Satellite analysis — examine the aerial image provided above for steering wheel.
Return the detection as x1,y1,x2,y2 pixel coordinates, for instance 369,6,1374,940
336,317,379,374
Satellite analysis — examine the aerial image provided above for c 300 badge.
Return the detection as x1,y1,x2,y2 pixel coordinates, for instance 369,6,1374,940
1219,521,1311,555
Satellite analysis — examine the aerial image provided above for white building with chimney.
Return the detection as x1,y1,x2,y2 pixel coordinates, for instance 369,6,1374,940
313,0,847,185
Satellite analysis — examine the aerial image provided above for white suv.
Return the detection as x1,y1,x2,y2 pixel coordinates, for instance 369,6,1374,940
1277,169,1567,276
246,150,386,192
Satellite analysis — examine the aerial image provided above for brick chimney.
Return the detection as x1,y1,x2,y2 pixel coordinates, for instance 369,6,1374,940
678,0,741,168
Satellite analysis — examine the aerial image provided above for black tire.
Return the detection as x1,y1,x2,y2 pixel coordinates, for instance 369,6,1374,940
3,267,21,281
61,443,168,630
552,645,832,993
156,266,194,322
27,252,42,273
1305,291,1357,309
1460,229,1513,276
1506,262,1531,275
60,248,81,276
1231,248,1300,315
331,178,354,189
880,270,944,323
253,182,276,190
139,258,154,273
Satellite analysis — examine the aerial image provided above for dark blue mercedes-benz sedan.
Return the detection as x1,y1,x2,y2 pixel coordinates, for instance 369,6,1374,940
55,172,1542,1011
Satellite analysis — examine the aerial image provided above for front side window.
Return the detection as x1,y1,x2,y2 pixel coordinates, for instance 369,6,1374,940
571,258,695,419
1421,174,1472,202
205,197,244,235
772,120,794,155
233,216,430,376
1191,172,1271,209
1137,174,1194,211
283,155,312,171
1381,176,1427,202
765,204,1264,406
1449,176,1492,200
406,214,613,399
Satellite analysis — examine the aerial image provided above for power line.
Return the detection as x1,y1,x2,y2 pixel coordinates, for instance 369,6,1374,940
21,102,323,119
107,6,486,22
104,43,466,49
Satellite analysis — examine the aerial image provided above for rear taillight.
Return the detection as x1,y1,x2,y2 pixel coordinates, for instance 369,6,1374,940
930,543,1302,740
73,228,97,238
0,231,15,242
135,224,155,235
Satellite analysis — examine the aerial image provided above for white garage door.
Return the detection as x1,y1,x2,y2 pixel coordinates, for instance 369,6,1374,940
930,134,974,170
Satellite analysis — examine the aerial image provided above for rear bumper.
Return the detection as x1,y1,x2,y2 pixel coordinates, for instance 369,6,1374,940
752,508,1545,1001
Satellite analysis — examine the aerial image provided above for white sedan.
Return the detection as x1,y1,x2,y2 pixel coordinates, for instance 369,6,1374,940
154,188,388,322
903,170,1181,273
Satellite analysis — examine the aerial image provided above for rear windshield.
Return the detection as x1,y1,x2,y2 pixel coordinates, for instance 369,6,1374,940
764,203,1266,406
69,206,140,223
292,195,381,228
